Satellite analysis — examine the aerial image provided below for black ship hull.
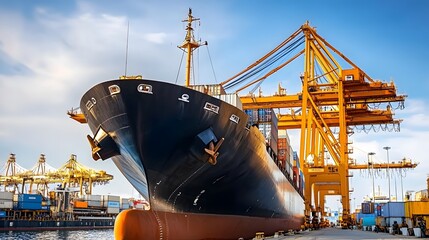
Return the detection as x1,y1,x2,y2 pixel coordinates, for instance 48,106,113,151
80,79,304,238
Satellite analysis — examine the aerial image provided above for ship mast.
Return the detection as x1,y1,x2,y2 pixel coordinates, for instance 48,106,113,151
179,8,207,87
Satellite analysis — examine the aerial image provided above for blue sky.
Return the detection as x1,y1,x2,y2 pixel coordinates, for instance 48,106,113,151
1,1,428,212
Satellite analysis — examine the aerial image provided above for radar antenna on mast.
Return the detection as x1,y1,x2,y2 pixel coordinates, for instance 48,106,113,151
178,8,207,87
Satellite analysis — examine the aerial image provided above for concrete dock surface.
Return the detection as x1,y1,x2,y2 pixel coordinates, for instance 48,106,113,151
265,227,419,239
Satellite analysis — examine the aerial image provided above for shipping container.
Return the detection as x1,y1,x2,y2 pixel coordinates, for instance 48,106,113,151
285,161,291,176
375,203,384,216
107,201,120,208
405,201,429,217
121,203,131,209
245,109,279,155
278,129,290,140
102,195,120,202
362,217,376,226
292,166,299,187
13,201,42,210
87,200,102,207
288,162,293,181
381,202,405,217
361,202,374,214
244,109,258,123
0,201,13,209
74,201,88,208
0,192,13,200
14,194,42,203
213,94,243,110
189,84,226,96
277,138,289,150
83,194,102,201
106,207,120,214
357,213,376,226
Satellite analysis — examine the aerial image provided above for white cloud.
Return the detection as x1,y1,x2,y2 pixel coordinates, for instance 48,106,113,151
144,32,167,44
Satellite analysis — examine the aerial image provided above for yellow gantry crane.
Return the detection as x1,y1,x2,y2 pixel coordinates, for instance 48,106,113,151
0,154,113,196
221,22,414,226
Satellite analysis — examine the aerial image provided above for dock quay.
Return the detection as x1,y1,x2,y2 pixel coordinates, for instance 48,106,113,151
262,227,421,239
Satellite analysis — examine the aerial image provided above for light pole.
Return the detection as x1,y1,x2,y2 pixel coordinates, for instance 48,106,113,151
368,152,376,203
383,146,391,201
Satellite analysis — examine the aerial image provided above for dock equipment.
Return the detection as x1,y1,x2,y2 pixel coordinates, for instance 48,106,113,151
220,22,414,227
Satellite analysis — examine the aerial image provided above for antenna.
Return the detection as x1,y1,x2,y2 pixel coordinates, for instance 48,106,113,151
124,21,130,77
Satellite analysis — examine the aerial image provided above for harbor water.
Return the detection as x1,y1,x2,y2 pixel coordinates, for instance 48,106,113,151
0,229,113,240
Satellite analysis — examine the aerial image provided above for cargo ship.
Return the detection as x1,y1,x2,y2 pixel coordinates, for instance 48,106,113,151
76,9,305,239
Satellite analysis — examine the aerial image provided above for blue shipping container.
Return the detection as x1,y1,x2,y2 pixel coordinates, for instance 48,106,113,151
14,201,42,210
381,202,405,217
107,201,120,208
362,217,376,226
17,194,42,203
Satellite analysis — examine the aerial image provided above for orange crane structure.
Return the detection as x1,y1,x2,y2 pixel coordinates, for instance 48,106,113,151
221,22,416,226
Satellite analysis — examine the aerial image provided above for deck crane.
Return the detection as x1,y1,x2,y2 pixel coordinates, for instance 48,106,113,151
221,22,411,227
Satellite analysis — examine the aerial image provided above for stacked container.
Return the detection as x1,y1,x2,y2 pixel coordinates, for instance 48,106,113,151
188,84,226,95
213,94,243,110
292,166,299,188
299,169,305,195
0,192,13,218
120,198,131,210
83,194,102,207
74,200,88,208
357,213,376,227
0,192,13,210
277,130,290,171
381,202,405,227
292,151,300,168
361,202,374,214
13,194,42,210
103,195,120,214
245,109,278,155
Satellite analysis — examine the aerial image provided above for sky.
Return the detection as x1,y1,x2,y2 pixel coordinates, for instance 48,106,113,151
0,0,428,212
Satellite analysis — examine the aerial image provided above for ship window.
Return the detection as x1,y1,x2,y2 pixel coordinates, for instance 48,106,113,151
204,102,219,114
345,75,354,80
109,85,121,95
229,114,240,124
137,84,153,94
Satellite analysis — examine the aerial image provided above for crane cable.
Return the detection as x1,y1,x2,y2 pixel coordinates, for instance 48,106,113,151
223,35,305,90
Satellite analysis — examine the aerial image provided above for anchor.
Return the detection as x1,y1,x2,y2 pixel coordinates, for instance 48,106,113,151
87,135,101,161
204,137,224,165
